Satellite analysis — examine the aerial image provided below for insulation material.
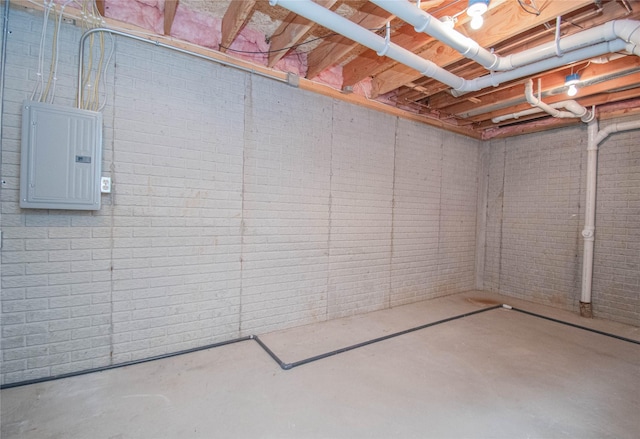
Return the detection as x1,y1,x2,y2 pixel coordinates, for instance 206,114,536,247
353,77,373,98
227,27,269,65
314,64,343,90
170,3,221,49
67,0,307,80
274,52,308,77
103,0,164,34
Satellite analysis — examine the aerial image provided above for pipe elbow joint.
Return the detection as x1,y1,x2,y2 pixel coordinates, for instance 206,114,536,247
451,79,471,95
492,55,513,71
581,111,595,123
613,19,640,43
489,55,506,71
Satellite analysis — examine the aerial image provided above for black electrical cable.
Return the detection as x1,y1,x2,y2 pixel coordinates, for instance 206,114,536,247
510,307,640,345
284,305,503,370
0,336,252,390
517,0,541,16
3,304,637,390
219,24,404,55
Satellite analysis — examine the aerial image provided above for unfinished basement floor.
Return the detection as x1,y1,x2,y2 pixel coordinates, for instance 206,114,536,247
1,291,639,439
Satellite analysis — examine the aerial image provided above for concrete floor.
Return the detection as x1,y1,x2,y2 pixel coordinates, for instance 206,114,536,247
2,291,639,439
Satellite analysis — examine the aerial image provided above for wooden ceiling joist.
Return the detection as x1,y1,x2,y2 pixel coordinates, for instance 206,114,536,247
220,0,258,53
164,0,178,36
268,0,338,68
368,0,595,97
306,2,392,80
95,0,105,17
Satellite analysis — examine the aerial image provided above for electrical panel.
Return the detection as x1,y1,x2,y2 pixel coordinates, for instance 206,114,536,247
20,101,103,210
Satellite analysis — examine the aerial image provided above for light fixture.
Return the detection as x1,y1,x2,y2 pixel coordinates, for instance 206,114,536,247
467,0,490,30
565,73,580,97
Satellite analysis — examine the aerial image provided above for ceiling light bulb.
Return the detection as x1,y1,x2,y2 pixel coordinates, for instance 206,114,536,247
470,14,484,30
565,73,580,97
467,0,489,17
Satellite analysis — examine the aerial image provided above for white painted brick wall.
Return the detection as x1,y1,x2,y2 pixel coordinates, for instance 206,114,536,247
1,8,481,384
1,8,115,383
326,102,396,319
591,118,640,325
240,77,332,334
484,122,639,326
391,118,443,306
485,126,585,310
107,37,245,363
438,132,479,293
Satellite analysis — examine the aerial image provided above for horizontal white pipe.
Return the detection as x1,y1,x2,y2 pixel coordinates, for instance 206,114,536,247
370,0,500,70
452,39,629,94
371,2,640,73
492,101,592,124
595,119,640,146
503,20,640,70
269,0,464,90
492,107,545,123
523,79,593,122
271,0,640,96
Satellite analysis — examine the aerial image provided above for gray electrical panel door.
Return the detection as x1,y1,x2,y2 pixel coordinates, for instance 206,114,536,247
20,101,103,210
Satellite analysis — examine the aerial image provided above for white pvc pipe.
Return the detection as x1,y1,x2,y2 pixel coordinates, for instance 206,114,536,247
502,19,640,71
370,0,499,69
271,0,640,95
269,0,465,90
492,101,591,123
581,118,640,314
582,120,599,309
452,39,629,94
523,80,593,122
371,1,640,73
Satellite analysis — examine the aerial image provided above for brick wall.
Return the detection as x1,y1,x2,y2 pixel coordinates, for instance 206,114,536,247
0,8,479,384
591,118,640,325
484,122,640,326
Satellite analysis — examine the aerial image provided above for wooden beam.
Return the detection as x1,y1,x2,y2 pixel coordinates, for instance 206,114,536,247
297,78,481,139
220,0,257,52
307,2,392,79
369,0,595,97
95,0,105,17
268,0,338,68
340,0,469,87
164,0,178,36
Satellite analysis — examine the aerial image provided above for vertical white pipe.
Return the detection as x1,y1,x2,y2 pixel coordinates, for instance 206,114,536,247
581,118,640,317
580,120,598,316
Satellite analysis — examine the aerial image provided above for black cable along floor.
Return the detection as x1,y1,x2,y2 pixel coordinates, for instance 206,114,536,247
1,304,638,390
